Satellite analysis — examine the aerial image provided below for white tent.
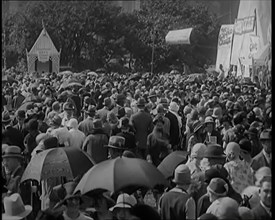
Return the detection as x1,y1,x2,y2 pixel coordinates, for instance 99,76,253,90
230,0,271,70
27,27,61,74
165,28,193,45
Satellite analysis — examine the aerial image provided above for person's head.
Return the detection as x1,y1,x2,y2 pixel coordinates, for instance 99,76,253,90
109,193,137,220
172,164,191,188
207,177,229,202
63,102,75,117
238,138,252,162
190,143,207,162
254,166,271,187
225,142,240,161
192,120,205,136
153,115,165,130
35,209,64,220
238,207,254,220
15,110,26,124
105,136,126,159
148,91,157,103
2,146,23,173
52,101,61,112
204,116,215,133
211,197,240,220
67,118,78,130
260,129,271,154
156,104,166,117
259,176,272,208
3,193,33,220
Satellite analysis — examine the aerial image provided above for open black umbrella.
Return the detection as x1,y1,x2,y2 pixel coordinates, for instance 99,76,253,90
21,147,94,183
74,157,168,195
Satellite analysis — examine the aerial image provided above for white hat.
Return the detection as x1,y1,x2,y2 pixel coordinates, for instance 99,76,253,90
109,193,137,211
2,193,32,220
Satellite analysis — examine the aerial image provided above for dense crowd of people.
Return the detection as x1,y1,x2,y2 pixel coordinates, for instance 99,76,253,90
2,67,272,220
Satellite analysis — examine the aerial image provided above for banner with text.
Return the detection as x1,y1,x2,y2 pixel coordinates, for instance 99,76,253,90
215,24,234,73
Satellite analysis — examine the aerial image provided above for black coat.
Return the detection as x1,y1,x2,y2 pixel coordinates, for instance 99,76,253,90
252,203,271,220
165,111,180,148
2,126,25,151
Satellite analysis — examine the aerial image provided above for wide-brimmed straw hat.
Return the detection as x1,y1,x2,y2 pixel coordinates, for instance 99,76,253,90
2,193,32,220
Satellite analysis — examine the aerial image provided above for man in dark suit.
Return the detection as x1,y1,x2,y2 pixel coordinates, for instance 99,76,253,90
130,98,153,159
251,129,271,171
252,176,271,220
165,102,180,150
2,111,25,152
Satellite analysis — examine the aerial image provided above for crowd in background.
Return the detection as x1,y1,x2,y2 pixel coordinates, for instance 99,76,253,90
2,67,272,220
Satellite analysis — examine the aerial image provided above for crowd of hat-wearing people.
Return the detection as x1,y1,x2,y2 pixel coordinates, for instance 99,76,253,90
2,68,272,220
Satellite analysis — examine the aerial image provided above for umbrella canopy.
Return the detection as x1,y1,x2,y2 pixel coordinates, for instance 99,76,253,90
17,101,34,111
21,147,94,183
58,70,73,75
74,157,168,195
157,151,188,179
67,82,83,87
87,71,98,77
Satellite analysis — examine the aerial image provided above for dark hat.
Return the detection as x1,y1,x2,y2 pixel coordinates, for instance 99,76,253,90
204,144,226,158
103,97,112,106
204,116,215,124
153,115,165,125
260,129,271,140
244,127,258,135
2,146,24,159
105,136,126,149
239,138,252,153
54,180,82,208
122,150,136,158
204,164,229,184
85,105,96,115
63,102,75,111
116,93,126,101
44,137,59,149
120,117,130,128
93,119,103,129
207,177,229,197
192,120,204,133
172,164,191,185
159,98,169,109
2,111,11,123
233,111,246,125
148,91,157,98
16,110,26,119
156,104,166,114
136,97,147,107
49,115,62,127
220,114,232,124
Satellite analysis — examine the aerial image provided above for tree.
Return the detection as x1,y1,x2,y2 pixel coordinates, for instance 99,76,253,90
134,0,220,72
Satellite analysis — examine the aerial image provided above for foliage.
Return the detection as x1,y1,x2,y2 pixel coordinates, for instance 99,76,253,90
3,0,220,73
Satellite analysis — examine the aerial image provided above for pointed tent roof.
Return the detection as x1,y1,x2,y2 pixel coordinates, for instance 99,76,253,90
28,28,59,55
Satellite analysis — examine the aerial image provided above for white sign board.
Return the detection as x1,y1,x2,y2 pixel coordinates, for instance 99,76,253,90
165,28,193,45
37,50,50,63
215,25,234,73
